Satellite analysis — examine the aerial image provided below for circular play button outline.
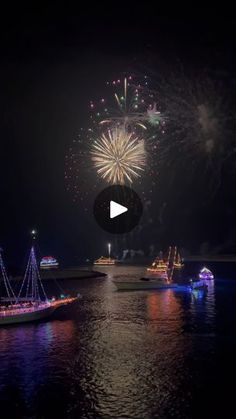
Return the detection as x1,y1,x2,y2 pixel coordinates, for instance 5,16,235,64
93,184,143,234
110,200,128,218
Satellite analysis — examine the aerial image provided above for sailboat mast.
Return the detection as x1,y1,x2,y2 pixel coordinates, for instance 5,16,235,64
18,231,48,302
0,249,17,302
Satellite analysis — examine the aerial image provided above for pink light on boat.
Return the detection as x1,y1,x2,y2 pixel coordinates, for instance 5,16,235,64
199,267,214,280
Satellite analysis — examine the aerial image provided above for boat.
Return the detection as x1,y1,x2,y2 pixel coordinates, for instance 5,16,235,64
0,242,78,325
113,278,178,291
94,243,117,266
173,248,184,269
40,256,59,269
146,246,184,278
199,267,214,280
0,301,57,325
146,250,170,279
94,256,116,266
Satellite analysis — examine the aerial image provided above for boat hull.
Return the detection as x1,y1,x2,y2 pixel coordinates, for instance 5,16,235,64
113,281,178,291
0,305,56,325
199,275,214,280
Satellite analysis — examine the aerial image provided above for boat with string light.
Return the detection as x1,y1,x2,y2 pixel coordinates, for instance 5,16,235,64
113,247,181,291
93,243,117,266
0,234,79,325
146,247,184,278
40,256,59,269
199,267,214,280
93,256,116,266
173,249,184,270
146,250,170,279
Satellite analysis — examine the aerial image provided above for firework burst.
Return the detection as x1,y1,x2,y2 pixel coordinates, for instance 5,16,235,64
140,66,235,197
91,127,146,184
89,76,165,133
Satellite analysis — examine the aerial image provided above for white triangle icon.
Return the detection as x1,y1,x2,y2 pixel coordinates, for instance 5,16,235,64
110,200,128,219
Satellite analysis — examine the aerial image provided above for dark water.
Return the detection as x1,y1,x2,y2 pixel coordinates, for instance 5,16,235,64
0,265,236,418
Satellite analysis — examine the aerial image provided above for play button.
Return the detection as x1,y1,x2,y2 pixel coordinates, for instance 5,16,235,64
110,201,128,219
93,185,143,234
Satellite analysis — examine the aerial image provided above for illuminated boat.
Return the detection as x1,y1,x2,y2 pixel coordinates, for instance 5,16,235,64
146,250,170,279
94,243,117,266
199,267,214,280
40,256,59,269
173,249,184,269
0,244,78,325
146,259,168,277
0,301,56,325
146,247,184,282
93,256,116,266
0,296,79,325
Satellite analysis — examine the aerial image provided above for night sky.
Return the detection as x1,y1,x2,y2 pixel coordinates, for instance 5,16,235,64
0,11,235,269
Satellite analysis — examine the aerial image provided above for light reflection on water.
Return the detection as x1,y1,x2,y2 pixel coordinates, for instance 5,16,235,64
0,266,233,418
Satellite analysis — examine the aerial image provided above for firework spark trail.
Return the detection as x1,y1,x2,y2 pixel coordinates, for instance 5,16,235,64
91,127,146,184
90,76,165,133
66,70,235,206
66,76,165,203
145,70,235,193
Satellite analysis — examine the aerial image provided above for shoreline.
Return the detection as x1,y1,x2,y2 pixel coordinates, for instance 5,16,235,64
10,269,107,282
